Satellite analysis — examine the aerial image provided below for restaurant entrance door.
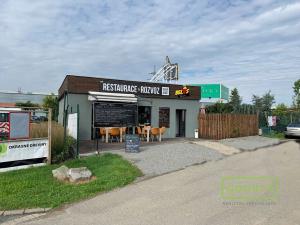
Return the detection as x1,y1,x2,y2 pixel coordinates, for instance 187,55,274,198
176,109,186,137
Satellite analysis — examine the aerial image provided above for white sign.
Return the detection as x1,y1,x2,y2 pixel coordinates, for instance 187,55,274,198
101,81,170,96
0,139,48,163
267,116,277,127
68,113,78,139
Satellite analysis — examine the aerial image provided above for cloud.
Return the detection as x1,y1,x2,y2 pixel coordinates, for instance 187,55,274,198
0,0,299,105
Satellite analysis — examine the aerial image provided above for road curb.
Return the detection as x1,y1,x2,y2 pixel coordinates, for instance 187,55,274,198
1,208,51,216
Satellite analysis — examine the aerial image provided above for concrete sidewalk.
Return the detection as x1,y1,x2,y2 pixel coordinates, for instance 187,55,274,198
23,141,300,225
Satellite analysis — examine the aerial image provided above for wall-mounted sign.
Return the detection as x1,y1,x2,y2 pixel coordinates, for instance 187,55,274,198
101,81,170,96
175,86,190,97
59,76,200,100
93,102,137,127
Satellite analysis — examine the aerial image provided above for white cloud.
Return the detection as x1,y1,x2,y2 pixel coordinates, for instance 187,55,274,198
0,0,299,105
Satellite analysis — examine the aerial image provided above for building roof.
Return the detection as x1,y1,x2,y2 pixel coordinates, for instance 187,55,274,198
0,91,56,105
58,75,200,100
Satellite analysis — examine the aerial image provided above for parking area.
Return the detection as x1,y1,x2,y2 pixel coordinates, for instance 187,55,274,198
107,136,283,176
108,140,224,176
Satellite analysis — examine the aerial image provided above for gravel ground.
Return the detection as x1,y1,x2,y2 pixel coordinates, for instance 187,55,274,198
219,136,280,151
108,141,224,176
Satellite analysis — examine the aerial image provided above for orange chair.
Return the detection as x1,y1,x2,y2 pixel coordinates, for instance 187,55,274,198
99,128,106,141
159,127,166,140
121,127,127,140
150,127,160,142
142,126,151,141
109,128,120,142
137,127,146,141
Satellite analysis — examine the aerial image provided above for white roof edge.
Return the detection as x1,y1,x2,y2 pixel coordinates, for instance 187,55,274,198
0,90,57,96
88,91,136,98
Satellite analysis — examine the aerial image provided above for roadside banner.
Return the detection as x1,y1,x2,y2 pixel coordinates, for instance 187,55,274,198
267,116,277,127
67,113,78,139
0,139,48,163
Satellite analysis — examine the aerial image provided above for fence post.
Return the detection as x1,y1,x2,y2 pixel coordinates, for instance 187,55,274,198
76,104,80,158
48,108,52,164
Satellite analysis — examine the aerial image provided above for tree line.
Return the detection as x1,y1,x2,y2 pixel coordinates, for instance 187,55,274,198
15,94,58,121
206,79,300,116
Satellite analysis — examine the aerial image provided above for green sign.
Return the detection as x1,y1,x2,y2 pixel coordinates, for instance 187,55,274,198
191,84,229,101
220,176,279,202
0,143,8,158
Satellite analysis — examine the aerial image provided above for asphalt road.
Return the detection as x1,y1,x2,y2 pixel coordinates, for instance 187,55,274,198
24,140,300,225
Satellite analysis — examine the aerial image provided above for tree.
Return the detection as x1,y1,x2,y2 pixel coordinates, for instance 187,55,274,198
16,101,39,108
293,79,300,109
229,88,242,111
205,102,233,113
273,103,288,116
252,95,263,111
261,90,275,113
43,94,58,121
252,91,275,113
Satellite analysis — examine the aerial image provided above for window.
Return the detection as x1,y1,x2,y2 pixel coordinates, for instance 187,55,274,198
138,106,151,125
159,107,170,128
0,113,9,122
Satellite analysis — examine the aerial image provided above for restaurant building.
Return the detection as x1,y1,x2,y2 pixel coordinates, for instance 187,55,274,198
58,75,200,140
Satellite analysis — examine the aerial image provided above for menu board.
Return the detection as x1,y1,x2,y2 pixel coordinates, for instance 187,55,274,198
159,107,170,128
125,134,140,153
93,102,137,127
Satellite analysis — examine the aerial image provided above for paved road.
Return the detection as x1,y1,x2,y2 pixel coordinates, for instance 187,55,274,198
24,141,300,225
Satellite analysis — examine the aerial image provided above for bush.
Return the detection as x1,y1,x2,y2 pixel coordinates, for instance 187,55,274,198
30,122,76,163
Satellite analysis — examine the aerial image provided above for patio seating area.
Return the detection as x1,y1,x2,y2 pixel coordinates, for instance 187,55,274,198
98,126,167,143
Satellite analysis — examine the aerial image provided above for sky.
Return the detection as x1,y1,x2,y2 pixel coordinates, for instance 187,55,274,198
0,0,299,105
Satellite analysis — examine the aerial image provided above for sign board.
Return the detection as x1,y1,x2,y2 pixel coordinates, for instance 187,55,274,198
58,76,200,100
0,139,49,164
101,80,170,96
125,135,140,153
175,86,190,97
68,113,78,139
267,116,277,127
93,102,137,127
9,112,30,140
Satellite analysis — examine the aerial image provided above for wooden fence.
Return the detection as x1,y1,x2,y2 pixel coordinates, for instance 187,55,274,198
198,113,258,140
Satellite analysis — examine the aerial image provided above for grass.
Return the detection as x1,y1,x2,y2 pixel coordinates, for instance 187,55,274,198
0,153,142,210
263,131,285,140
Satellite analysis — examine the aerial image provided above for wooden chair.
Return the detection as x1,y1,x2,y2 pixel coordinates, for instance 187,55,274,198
137,127,145,141
109,128,120,142
121,127,127,140
159,127,166,140
150,127,160,142
99,128,106,141
142,126,151,141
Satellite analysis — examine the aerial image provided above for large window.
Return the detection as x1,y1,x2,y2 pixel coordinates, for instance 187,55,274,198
138,106,151,125
159,107,170,128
